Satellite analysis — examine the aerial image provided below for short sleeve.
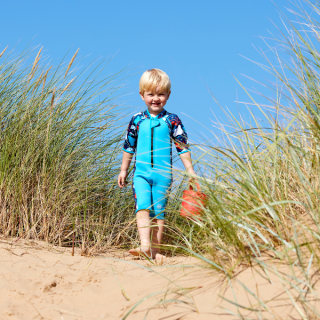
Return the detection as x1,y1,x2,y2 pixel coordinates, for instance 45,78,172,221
123,117,137,154
168,115,190,154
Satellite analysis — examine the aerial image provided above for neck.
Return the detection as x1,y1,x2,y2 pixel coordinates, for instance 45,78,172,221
147,108,164,118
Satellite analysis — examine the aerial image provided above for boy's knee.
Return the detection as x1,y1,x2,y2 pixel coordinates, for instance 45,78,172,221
136,209,150,219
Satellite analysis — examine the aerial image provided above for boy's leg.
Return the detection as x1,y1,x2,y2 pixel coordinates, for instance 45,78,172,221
151,180,170,259
130,175,153,257
130,175,169,259
136,210,152,253
132,212,165,259
129,210,152,257
150,218,165,255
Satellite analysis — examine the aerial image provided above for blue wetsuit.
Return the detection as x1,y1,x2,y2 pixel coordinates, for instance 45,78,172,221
123,109,190,220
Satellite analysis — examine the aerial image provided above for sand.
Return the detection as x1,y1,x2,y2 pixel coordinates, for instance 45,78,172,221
0,237,318,320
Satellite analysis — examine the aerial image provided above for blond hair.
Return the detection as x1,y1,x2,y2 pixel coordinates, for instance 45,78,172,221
139,69,171,95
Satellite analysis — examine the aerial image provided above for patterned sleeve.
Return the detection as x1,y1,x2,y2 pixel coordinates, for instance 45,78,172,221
123,116,138,154
168,114,190,154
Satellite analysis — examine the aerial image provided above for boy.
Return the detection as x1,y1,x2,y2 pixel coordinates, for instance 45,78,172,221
118,69,195,260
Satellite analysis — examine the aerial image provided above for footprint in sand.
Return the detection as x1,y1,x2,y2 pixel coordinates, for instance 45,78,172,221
43,281,57,293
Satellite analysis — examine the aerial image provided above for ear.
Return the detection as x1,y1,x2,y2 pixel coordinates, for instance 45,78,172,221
167,91,171,100
139,92,145,101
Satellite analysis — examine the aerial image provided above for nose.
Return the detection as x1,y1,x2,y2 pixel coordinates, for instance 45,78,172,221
153,95,160,101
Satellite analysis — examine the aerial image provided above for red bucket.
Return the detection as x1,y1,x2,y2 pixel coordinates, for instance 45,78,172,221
180,183,207,219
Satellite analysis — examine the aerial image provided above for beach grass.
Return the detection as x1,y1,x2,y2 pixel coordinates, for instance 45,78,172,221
0,47,139,253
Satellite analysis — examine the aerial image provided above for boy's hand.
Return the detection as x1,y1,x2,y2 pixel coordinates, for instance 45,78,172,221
189,177,201,191
118,151,134,188
189,176,195,184
118,170,128,188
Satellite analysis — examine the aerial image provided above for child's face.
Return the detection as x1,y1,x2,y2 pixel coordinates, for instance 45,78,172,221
140,88,171,115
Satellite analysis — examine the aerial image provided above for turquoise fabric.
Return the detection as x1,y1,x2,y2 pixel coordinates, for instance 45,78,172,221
123,109,190,219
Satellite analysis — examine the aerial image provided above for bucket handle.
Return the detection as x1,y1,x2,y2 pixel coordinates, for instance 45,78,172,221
189,182,201,192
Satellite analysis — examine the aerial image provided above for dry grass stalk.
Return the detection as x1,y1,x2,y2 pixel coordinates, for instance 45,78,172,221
50,88,56,111
32,71,44,94
29,47,43,81
64,48,79,78
0,46,8,58
59,77,76,97
42,66,52,95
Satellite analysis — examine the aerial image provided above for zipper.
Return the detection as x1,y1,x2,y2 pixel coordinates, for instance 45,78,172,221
151,127,154,168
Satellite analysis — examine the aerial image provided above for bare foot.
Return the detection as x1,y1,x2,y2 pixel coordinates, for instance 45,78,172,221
152,252,166,265
153,252,166,260
128,247,152,259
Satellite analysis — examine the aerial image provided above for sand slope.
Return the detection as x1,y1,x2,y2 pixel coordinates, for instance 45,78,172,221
0,238,316,319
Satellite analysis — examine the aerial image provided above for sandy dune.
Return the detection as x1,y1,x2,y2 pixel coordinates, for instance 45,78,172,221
0,238,316,319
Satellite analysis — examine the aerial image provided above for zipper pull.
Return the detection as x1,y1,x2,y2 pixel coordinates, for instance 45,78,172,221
150,118,160,128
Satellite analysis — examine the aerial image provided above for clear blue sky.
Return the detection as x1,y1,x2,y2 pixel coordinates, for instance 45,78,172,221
1,0,294,144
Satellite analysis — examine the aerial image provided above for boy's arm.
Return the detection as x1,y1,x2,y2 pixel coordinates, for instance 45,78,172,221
119,114,138,188
118,151,134,188
169,115,193,174
179,151,195,176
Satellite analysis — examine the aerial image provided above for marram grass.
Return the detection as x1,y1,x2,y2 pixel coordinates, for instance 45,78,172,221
0,47,138,252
